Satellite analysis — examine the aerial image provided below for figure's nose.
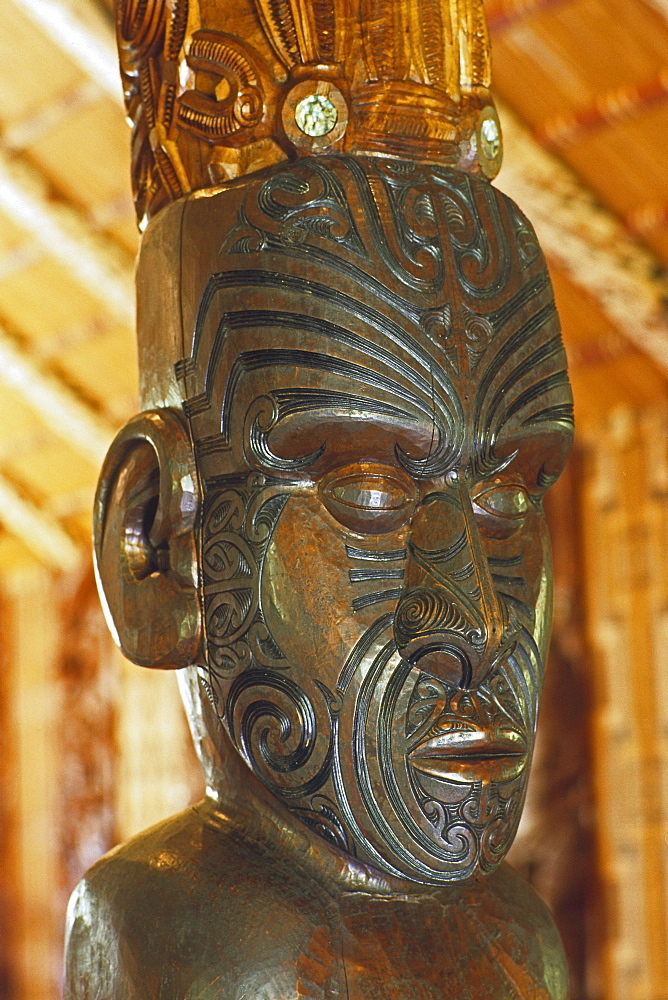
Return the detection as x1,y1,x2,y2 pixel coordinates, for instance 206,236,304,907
393,478,518,689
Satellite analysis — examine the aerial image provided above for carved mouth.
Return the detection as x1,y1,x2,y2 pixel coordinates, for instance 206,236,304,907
408,726,528,783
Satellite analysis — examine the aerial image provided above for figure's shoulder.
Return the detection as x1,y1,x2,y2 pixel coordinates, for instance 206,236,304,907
65,802,340,1000
333,864,569,999
65,814,569,1000
475,862,569,950
433,863,570,999
65,806,202,999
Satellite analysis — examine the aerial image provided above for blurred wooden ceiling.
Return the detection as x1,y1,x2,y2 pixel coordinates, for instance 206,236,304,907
0,0,667,572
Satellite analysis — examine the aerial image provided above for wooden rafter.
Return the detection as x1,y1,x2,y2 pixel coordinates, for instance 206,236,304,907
486,0,570,33
625,200,668,236
0,327,116,568
0,155,134,325
9,0,122,105
497,101,668,371
642,0,668,19
0,474,80,571
0,326,116,466
1,80,102,153
536,71,668,149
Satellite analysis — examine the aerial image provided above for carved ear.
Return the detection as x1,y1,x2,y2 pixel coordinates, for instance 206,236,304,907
94,408,201,669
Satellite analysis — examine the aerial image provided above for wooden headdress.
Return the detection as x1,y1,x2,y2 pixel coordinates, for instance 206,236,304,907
116,0,502,226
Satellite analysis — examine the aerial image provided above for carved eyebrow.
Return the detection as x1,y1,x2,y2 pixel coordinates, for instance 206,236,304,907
222,309,456,408
177,265,467,477
472,279,573,474
522,404,574,429
189,269,424,357
478,333,565,435
181,270,457,402
219,348,433,439
183,317,461,478
473,299,558,430
485,270,552,331
260,388,418,424
497,370,571,430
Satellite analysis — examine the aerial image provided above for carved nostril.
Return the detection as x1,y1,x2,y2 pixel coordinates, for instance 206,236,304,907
393,587,487,689
393,586,519,690
394,587,479,651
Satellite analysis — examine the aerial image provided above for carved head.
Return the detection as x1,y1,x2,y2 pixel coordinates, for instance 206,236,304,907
95,155,572,882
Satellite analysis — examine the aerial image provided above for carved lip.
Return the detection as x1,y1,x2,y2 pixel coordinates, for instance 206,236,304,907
408,726,527,783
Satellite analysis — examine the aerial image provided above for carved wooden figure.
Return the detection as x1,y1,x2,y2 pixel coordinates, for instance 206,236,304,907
65,1,574,997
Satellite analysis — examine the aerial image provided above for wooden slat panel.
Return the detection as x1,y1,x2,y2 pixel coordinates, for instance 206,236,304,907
59,326,138,422
563,104,668,219
580,407,668,999
509,453,605,998
549,264,668,422
5,564,63,1000
55,569,118,927
114,656,203,843
0,386,48,462
0,587,19,998
6,442,95,510
642,225,668,260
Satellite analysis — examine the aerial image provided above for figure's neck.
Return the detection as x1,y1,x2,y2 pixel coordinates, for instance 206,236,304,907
180,665,526,902
200,758,435,900
179,666,456,898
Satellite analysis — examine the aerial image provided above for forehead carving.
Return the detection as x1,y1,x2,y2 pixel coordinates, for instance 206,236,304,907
176,156,573,482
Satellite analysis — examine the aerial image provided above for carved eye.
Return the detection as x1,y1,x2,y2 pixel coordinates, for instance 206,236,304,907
320,464,417,534
472,484,530,538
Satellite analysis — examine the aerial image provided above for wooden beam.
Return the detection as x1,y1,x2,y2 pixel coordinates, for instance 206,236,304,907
1,80,102,153
641,0,668,19
0,155,134,325
536,71,668,149
0,241,42,282
0,326,116,466
624,200,668,237
0,475,80,571
497,101,668,372
486,0,570,33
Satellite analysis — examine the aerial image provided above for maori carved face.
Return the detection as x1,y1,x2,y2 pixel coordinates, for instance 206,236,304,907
178,156,573,883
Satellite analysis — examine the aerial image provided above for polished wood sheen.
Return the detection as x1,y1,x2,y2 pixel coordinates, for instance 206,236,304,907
67,727,569,999
65,1,573,997
115,0,499,227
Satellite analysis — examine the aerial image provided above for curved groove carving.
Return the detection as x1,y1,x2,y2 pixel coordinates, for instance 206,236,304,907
168,154,574,890
116,0,498,223
178,31,265,143
253,0,302,66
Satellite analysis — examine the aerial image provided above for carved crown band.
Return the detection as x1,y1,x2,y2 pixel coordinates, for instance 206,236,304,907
115,0,502,226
